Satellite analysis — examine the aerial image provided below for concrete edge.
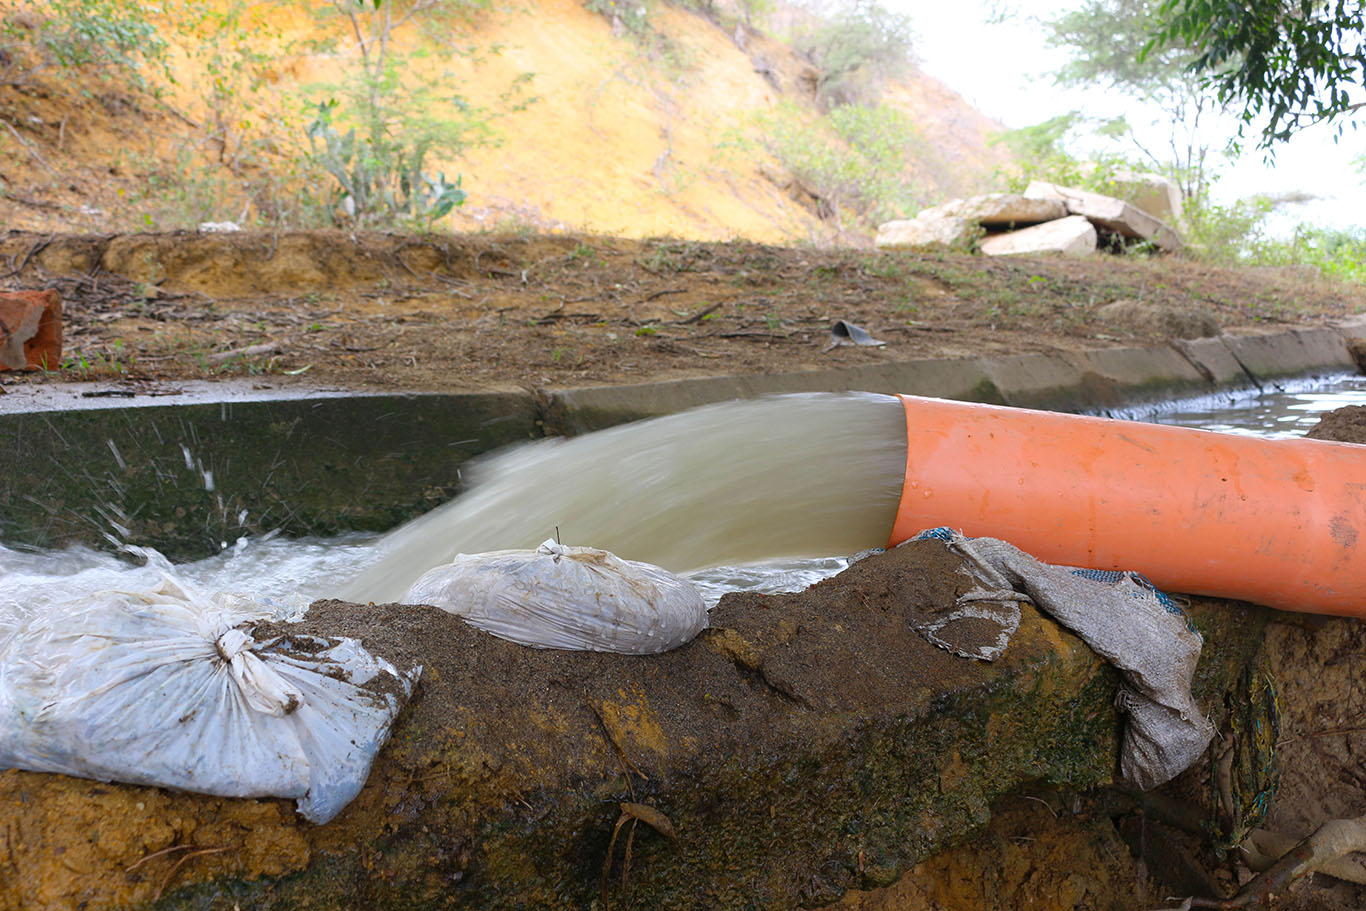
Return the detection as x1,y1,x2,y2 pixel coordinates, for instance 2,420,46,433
546,319,1366,435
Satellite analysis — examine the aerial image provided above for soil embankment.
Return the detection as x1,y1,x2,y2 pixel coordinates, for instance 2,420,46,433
2,230,1364,395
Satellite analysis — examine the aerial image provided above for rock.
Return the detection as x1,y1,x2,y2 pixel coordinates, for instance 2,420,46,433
875,213,976,251
979,215,1097,257
876,194,1067,252
1108,171,1185,227
1025,181,1184,252
938,192,1068,227
0,289,62,371
1349,337,1366,373
1096,299,1220,339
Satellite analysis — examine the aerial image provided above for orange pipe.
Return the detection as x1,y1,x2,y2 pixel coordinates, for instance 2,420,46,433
888,394,1366,616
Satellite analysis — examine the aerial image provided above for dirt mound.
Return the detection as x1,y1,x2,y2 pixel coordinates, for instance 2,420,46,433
5,537,1268,910
1306,404,1366,444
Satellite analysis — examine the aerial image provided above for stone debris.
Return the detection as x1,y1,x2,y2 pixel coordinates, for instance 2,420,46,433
937,192,1068,227
1025,180,1184,252
1109,170,1185,230
877,180,1185,257
875,212,975,251
978,214,1097,257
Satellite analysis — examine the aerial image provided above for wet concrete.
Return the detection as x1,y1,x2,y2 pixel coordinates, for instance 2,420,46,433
0,390,537,559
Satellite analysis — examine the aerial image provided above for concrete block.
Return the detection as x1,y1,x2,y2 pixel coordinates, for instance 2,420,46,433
1222,328,1358,382
1025,181,1184,252
876,213,975,251
979,215,1097,257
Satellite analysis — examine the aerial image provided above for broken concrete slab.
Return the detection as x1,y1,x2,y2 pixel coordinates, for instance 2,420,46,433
1109,171,1186,228
876,195,1068,252
0,543,1271,911
875,213,976,251
1025,181,1184,252
932,193,1068,227
979,215,1097,257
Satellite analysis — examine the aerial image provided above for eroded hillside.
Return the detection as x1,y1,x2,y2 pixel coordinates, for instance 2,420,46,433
0,0,1009,241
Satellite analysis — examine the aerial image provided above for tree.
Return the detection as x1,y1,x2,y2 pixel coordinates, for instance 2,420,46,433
1046,0,1220,200
1151,0,1366,147
793,0,916,108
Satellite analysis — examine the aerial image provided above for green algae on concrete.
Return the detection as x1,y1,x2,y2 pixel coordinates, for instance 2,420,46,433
0,392,537,560
0,541,1262,911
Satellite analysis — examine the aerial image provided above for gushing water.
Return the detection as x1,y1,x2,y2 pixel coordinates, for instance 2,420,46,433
340,392,908,603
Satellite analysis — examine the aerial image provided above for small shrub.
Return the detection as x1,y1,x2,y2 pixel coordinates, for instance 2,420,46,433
756,100,931,228
301,1,536,230
2,0,167,87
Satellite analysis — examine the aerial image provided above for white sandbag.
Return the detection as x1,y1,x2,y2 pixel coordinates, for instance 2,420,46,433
402,539,708,654
0,576,420,824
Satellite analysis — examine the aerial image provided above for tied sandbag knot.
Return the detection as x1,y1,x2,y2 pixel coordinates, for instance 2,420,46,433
215,626,306,717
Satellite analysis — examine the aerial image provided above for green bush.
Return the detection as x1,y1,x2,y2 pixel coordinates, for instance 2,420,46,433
756,100,930,228
301,1,535,230
1247,224,1366,283
990,114,1135,195
1,0,167,87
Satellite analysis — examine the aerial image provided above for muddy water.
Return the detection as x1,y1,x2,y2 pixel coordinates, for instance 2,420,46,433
339,392,908,603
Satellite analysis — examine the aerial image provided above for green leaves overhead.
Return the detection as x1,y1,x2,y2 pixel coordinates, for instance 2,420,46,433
1151,0,1366,146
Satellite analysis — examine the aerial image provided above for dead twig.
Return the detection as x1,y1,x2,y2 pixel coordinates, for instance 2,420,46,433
639,288,687,303
1241,827,1366,885
673,301,722,325
1,235,53,280
204,342,280,365
587,702,648,782
0,116,57,176
601,802,677,911
153,846,229,900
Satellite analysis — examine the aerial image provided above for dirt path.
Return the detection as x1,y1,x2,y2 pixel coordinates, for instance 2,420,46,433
2,230,1363,394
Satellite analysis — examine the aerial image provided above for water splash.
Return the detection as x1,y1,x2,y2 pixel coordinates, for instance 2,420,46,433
339,392,908,603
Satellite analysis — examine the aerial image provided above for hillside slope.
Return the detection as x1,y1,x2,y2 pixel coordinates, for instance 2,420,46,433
0,0,1009,242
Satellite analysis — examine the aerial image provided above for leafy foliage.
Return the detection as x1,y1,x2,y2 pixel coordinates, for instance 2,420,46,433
1,0,167,87
302,0,533,229
755,100,932,228
792,0,916,107
307,98,468,227
1152,0,1366,146
1047,0,1220,201
991,114,1133,194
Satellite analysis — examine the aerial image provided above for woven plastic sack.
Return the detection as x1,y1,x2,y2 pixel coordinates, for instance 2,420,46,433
909,528,1213,791
0,576,420,824
402,539,708,654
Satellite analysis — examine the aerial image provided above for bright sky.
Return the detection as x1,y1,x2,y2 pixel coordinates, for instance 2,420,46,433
904,0,1365,234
